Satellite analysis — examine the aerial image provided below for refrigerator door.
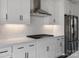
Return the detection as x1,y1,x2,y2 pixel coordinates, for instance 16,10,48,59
64,15,78,56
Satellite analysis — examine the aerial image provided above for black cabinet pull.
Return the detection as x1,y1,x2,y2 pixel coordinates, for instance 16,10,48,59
57,39,60,40
6,14,8,20
25,52,26,58
18,47,24,49
0,51,8,54
27,52,29,58
61,38,64,39
29,44,34,47
20,15,23,21
25,52,29,58
46,46,49,52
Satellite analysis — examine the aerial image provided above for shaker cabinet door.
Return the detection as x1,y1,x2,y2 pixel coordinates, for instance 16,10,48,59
12,44,26,58
25,42,37,58
0,0,30,24
7,0,20,24
36,39,48,58
0,0,7,23
20,0,30,24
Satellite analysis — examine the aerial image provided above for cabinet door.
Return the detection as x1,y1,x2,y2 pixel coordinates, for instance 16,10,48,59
25,41,37,58
55,37,63,57
46,38,57,58
20,0,30,24
12,43,26,58
41,0,55,25
7,0,21,24
0,47,12,58
0,0,7,23
36,39,48,58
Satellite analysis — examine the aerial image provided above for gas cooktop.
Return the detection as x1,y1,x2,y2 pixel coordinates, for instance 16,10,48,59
27,34,54,39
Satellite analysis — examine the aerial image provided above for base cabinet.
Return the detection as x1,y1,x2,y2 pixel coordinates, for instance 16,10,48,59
36,39,48,58
36,38,58,58
0,47,12,58
12,41,37,58
0,37,63,58
12,43,26,58
55,37,63,57
25,42,37,58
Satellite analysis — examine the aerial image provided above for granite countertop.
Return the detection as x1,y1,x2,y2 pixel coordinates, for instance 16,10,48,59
0,36,35,48
0,35,64,48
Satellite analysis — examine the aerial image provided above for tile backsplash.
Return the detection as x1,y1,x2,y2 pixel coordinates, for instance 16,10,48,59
0,16,64,39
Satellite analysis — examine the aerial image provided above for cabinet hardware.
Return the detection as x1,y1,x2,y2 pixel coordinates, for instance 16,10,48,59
61,38,64,39
29,44,34,47
25,52,29,58
20,15,23,21
46,46,49,52
6,14,8,20
57,39,60,40
18,47,24,49
25,52,26,58
0,51,8,54
60,42,62,47
27,52,29,58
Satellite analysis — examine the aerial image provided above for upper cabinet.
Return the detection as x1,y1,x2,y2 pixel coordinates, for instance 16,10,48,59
0,0,30,24
64,0,73,15
41,0,64,25
0,0,7,23
64,0,78,16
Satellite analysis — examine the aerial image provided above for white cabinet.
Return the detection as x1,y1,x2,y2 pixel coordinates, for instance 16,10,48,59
13,41,37,58
0,0,7,23
12,43,26,58
36,39,48,58
41,0,64,25
25,41,37,58
64,0,77,15
20,0,30,24
36,38,57,58
54,37,63,57
0,0,30,24
0,47,12,58
64,0,73,15
45,38,56,58
0,37,64,58
41,0,56,25
7,0,21,24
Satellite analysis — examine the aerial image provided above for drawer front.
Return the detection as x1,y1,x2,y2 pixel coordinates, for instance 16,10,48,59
25,42,36,49
0,47,11,58
12,43,26,58
13,43,26,51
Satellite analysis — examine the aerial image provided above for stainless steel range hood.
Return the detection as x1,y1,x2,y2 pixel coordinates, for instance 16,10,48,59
30,0,52,17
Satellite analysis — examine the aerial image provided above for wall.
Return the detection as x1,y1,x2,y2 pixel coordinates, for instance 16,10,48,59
0,0,65,39
0,16,64,39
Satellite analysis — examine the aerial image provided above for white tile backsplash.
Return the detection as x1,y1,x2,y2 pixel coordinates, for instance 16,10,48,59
0,16,64,39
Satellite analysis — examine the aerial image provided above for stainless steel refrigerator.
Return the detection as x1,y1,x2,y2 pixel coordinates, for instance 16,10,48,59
64,14,78,56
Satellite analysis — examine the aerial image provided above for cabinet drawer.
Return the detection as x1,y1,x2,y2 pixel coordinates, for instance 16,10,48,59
12,43,26,58
0,47,11,58
13,43,26,50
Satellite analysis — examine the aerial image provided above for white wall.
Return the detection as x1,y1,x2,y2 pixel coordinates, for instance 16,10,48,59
0,0,65,39
0,16,64,39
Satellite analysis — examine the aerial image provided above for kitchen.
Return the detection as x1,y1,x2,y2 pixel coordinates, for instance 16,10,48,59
0,0,78,58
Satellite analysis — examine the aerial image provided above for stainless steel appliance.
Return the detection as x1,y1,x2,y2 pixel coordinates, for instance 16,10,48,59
30,0,52,16
65,14,78,56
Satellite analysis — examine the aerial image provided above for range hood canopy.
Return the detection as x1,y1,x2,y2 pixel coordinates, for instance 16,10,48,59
31,0,52,16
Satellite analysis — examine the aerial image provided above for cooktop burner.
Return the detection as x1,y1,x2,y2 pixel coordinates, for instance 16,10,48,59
27,34,54,39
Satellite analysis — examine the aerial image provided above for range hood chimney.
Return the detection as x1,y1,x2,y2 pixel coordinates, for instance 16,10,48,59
31,0,52,16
